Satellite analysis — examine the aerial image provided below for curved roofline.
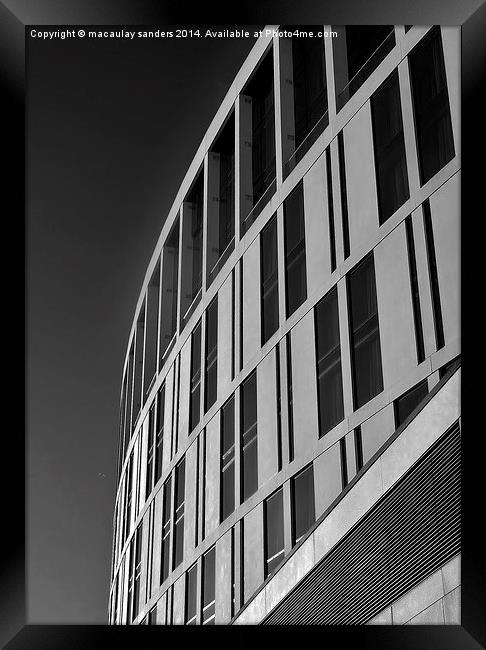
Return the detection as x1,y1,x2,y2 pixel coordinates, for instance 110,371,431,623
120,25,278,381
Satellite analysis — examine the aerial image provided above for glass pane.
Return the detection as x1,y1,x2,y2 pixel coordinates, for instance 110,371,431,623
265,488,284,575
292,465,315,544
395,379,429,426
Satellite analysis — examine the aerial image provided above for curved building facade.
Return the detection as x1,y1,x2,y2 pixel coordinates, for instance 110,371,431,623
109,25,461,625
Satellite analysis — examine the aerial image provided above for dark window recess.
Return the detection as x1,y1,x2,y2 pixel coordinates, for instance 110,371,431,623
325,147,337,273
131,523,143,622
189,320,202,432
333,26,396,110
284,182,307,317
292,464,315,545
275,344,283,472
124,452,133,543
265,488,285,578
405,216,425,363
439,355,460,380
202,547,216,625
260,215,279,345
337,131,350,259
394,379,429,427
125,348,134,451
205,297,218,412
409,27,454,185
145,404,156,499
340,437,348,489
241,49,276,235
405,25,413,32
286,333,295,462
160,476,172,583
221,396,236,522
371,70,410,224
315,287,344,436
231,269,236,380
185,564,198,625
173,460,185,569
284,28,328,176
144,264,160,399
132,306,145,427
207,114,235,287
181,172,204,328
423,200,445,351
241,371,258,502
154,384,165,484
348,253,384,409
354,426,363,472
160,220,179,361
148,607,157,625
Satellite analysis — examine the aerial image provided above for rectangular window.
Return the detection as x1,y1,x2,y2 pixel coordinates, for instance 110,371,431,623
145,405,156,499
371,70,410,224
185,564,198,625
348,253,384,409
340,437,348,489
154,384,165,484
241,49,276,235
202,547,216,625
160,476,172,583
423,199,445,350
132,306,145,425
205,296,218,412
220,396,235,522
144,264,160,399
284,181,307,317
207,114,235,287
240,371,258,502
189,320,202,432
325,147,337,273
124,452,134,542
160,220,180,361
439,354,460,380
354,425,363,472
292,464,315,545
181,173,204,328
148,606,157,625
337,131,350,259
394,379,429,427
260,214,279,345
315,287,344,436
275,343,283,472
173,459,185,569
264,488,285,578
132,523,143,621
286,333,294,462
409,26,454,185
405,216,425,363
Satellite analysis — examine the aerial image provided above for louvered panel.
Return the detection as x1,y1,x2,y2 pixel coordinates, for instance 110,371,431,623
262,421,461,625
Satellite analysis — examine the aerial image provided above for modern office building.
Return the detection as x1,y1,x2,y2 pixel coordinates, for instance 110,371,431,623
109,25,460,626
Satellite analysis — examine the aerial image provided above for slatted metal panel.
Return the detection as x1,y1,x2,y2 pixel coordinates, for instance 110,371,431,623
262,421,461,625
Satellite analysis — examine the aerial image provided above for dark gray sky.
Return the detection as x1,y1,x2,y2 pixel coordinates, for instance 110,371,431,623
27,27,258,624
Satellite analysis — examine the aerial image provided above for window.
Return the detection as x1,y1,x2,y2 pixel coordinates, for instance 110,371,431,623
284,29,328,175
132,306,145,425
409,27,454,185
205,297,218,412
207,114,235,286
340,437,348,489
315,287,344,436
144,264,160,399
333,26,395,110
260,215,279,345
181,173,204,327
131,523,143,622
264,488,285,577
292,464,315,545
241,371,258,502
423,200,445,351
284,182,307,317
220,396,235,522
148,606,157,625
394,379,429,427
337,131,350,259
241,50,276,235
124,452,134,542
202,547,216,625
185,564,198,625
439,355,460,380
348,253,384,409
173,459,185,569
160,476,172,583
154,384,165,484
160,220,179,360
371,70,410,224
354,426,363,472
189,320,202,432
145,405,156,499
286,333,295,462
325,146,337,273
405,216,425,363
